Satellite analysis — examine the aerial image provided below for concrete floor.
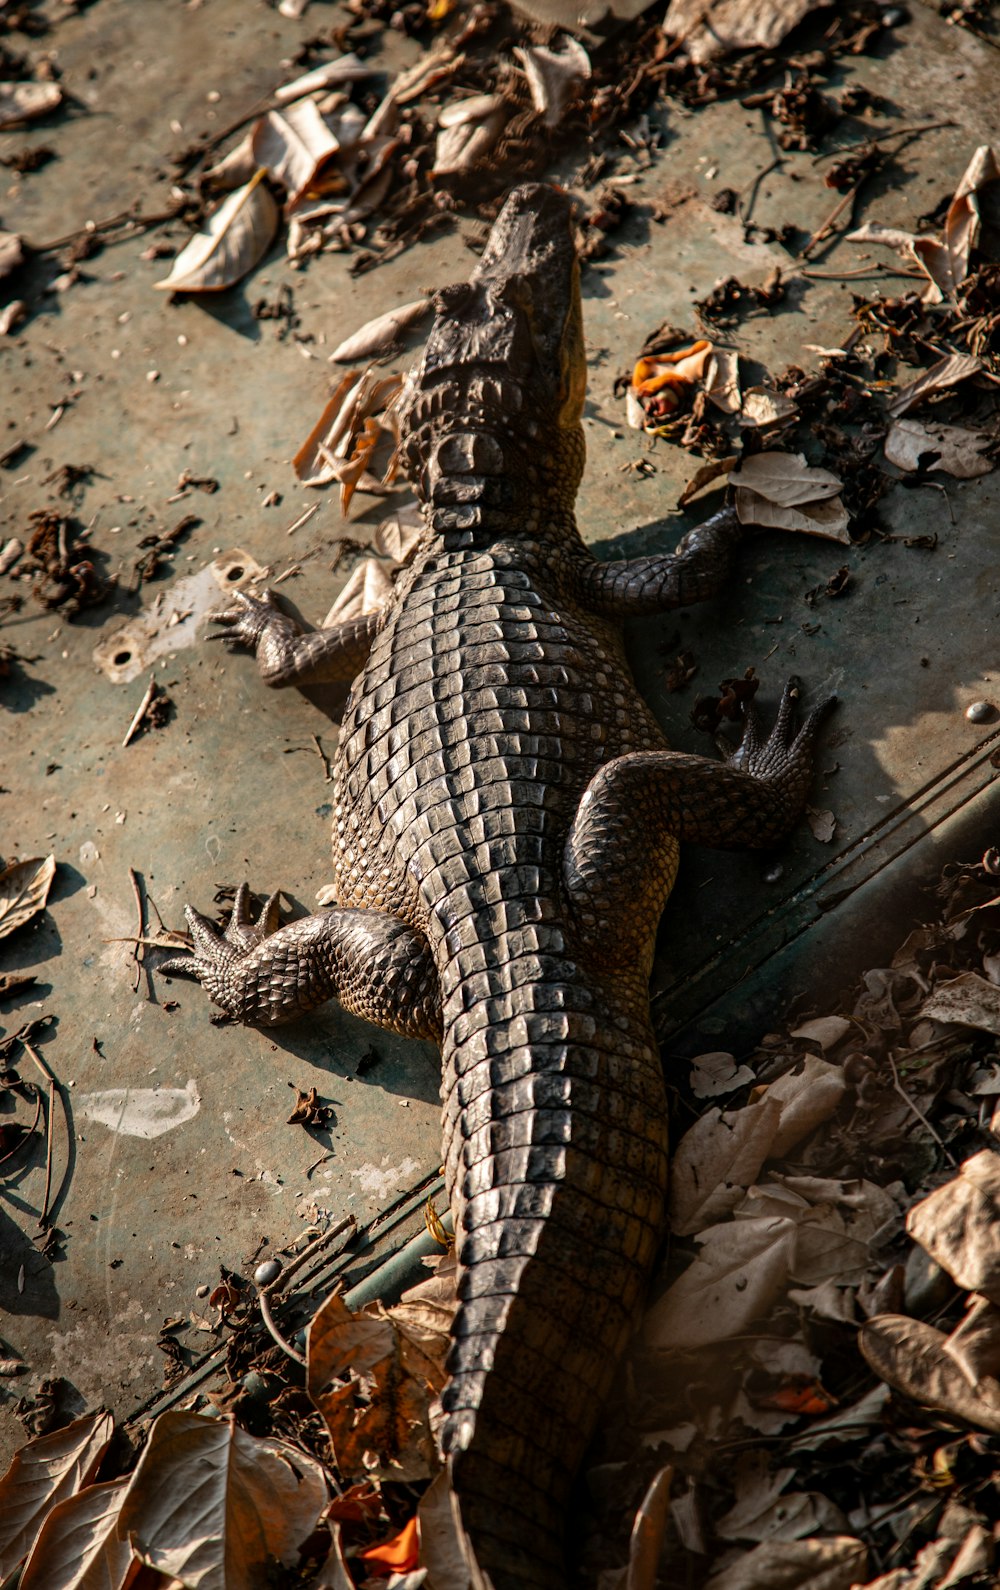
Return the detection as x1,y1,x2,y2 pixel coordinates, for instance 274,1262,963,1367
1,0,998,1460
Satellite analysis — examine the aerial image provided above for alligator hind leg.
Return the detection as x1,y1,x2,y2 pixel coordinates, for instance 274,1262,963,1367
211,584,383,687
574,503,743,616
564,679,835,958
160,884,441,1039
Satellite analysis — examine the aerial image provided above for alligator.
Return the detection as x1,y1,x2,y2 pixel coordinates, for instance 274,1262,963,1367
161,183,832,1590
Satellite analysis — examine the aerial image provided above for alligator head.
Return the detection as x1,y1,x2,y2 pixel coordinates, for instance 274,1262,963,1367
398,183,587,535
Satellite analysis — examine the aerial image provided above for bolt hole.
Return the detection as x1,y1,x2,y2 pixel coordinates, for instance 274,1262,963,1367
226,566,244,581
113,650,132,666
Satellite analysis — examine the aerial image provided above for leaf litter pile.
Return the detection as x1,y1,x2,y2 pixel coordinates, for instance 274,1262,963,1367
6,0,1000,1586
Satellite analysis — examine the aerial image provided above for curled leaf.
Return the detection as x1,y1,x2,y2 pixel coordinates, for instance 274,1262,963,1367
513,37,591,128
252,102,341,207
0,1409,114,1578
154,172,279,293
0,855,56,941
860,1314,1000,1433
884,418,995,479
433,95,506,176
330,299,431,364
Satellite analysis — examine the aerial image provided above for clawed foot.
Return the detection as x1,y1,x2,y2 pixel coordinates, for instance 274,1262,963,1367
721,677,837,784
208,588,283,650
159,883,281,1012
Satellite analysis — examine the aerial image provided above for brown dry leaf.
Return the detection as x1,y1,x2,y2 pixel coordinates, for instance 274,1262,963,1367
919,971,1000,1035
388,1254,457,1386
330,300,431,364
643,1214,799,1351
154,173,279,293
763,1055,847,1158
307,1291,437,1481
906,1148,1000,1301
860,1314,1000,1433
274,54,373,102
433,95,506,176
887,353,983,419
322,560,394,627
293,369,402,489
716,1461,847,1545
788,1016,852,1052
19,1477,134,1590
689,1051,755,1098
884,417,995,479
702,1536,867,1590
627,1465,673,1590
0,854,56,941
806,808,836,844
374,503,423,564
0,81,62,129
0,230,23,280
252,102,340,208
677,457,738,509
730,454,849,542
740,387,798,429
513,37,591,128
670,1096,783,1235
941,1295,1000,1387
705,350,741,414
117,1409,328,1587
662,0,820,63
0,1409,114,1578
417,1470,471,1590
202,136,258,192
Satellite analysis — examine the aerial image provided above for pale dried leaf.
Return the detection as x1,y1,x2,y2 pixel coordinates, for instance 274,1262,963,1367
670,1096,782,1235
806,807,836,844
390,43,464,105
705,350,741,414
330,299,431,363
0,1410,114,1578
763,1055,847,1158
0,81,62,129
689,1051,755,1098
703,1536,867,1590
860,1314,1000,1432
293,369,400,487
154,174,279,292
203,135,257,192
788,1016,852,1052
717,1463,847,1544
643,1214,798,1350
118,1410,328,1588
627,1465,673,1590
919,971,1000,1035
252,102,340,206
740,387,798,428
735,488,851,542
884,418,994,479
19,1478,134,1590
433,96,506,175
0,229,23,280
677,456,738,509
417,1471,470,1590
888,353,982,419
513,37,591,128
662,0,820,61
322,559,393,626
729,453,842,507
275,54,373,102
906,1148,1000,1301
0,854,56,941
786,1279,858,1323
940,1295,1000,1387
374,504,423,564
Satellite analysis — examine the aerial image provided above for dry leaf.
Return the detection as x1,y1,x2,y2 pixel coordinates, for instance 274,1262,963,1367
662,0,821,63
0,855,56,941
740,387,798,429
388,1255,456,1380
274,54,373,102
763,1055,847,1158
118,1410,328,1587
433,95,506,176
887,353,982,419
322,560,394,627
630,341,714,427
627,1466,673,1590
677,456,738,509
312,1521,355,1590
735,490,850,541
729,452,842,507
670,1097,782,1235
788,1017,852,1052
0,1409,114,1578
293,368,402,494
705,350,741,414
806,808,837,844
689,1051,755,1098
716,1461,847,1544
860,1314,1000,1433
919,972,1000,1035
513,37,591,128
202,136,257,192
252,102,340,207
885,418,995,479
702,1536,867,1590
941,1294,1000,1387
330,299,431,363
0,81,62,129
19,1478,134,1590
0,230,23,280
154,173,279,293
906,1149,1000,1301
644,1214,799,1350
417,1471,471,1590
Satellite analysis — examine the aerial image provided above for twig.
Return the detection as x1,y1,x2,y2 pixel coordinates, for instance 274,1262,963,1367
31,204,186,255
737,156,784,227
311,734,334,783
258,1290,306,1365
285,503,320,537
802,264,927,280
128,866,145,994
799,179,864,260
122,675,158,747
22,1042,58,1227
888,1055,958,1166
811,119,958,164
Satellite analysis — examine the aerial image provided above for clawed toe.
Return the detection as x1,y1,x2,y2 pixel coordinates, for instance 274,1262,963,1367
726,678,837,780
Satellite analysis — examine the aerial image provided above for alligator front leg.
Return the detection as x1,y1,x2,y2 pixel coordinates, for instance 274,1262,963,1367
212,589,381,687
574,503,742,615
160,884,441,1039
564,679,834,953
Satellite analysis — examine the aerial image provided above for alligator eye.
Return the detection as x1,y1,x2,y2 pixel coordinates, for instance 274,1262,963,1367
493,272,532,312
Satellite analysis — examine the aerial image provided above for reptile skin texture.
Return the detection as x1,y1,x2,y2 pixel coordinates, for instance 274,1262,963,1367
161,184,832,1590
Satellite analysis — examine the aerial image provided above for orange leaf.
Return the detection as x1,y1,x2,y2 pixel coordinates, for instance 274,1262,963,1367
360,1514,419,1574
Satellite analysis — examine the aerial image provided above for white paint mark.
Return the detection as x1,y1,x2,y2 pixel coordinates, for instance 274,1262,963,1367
77,1078,201,1139
351,1155,420,1199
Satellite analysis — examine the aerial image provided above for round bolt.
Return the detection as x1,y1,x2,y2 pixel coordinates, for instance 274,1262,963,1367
966,700,997,724
253,1258,282,1289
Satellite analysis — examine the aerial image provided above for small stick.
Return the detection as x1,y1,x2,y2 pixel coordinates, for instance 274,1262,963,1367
122,675,158,748
737,156,784,226
802,264,926,280
811,118,958,164
799,180,864,259
888,1056,957,1166
128,866,145,994
22,1043,58,1227
258,1290,306,1365
311,734,334,783
269,1213,356,1297
285,503,320,537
